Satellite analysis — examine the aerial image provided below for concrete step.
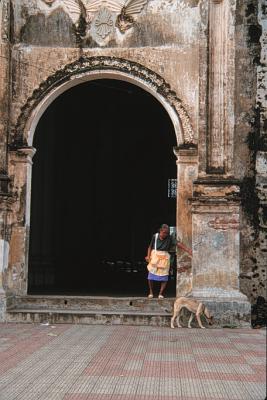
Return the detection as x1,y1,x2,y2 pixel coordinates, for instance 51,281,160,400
6,295,174,326
6,308,172,326
9,295,174,312
6,295,251,328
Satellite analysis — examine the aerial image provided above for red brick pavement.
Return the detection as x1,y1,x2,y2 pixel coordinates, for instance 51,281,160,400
63,396,252,400
0,323,70,374
0,324,265,400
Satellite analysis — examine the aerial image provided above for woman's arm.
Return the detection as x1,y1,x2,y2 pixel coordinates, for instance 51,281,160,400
145,246,152,262
177,241,192,256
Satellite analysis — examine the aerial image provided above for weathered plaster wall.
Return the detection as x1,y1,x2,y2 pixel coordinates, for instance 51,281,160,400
254,0,267,307
7,0,200,145
11,0,200,47
234,0,266,306
0,0,10,177
9,46,199,142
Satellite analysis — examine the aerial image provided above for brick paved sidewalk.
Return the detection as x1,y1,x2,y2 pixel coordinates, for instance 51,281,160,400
0,323,265,400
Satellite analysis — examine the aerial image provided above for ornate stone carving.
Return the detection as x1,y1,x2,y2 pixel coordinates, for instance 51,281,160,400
41,0,148,44
94,7,114,38
171,98,194,144
13,57,196,146
90,6,116,43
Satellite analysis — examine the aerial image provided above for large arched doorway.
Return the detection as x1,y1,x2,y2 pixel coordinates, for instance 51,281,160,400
28,79,177,296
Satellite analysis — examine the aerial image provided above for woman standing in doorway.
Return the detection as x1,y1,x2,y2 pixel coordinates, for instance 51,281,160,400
145,224,192,299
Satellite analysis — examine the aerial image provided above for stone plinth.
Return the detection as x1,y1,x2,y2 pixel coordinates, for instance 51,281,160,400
190,194,251,327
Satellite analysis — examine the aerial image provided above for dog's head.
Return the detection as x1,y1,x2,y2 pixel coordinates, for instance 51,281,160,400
203,306,214,325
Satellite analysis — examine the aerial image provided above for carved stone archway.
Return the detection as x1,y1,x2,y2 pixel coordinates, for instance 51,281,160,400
11,56,196,148
5,56,198,303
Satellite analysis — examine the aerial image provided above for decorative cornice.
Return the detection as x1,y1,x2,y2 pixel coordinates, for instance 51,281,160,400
13,56,196,146
17,147,36,159
9,147,36,166
173,146,198,158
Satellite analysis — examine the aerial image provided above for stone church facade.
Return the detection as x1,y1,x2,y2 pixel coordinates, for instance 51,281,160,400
0,0,266,325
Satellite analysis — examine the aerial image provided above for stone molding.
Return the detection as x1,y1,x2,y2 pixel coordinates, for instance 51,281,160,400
12,56,195,147
10,147,37,166
191,175,241,201
173,147,198,164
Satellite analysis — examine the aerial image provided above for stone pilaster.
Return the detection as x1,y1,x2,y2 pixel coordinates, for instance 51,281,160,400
7,147,36,296
199,0,236,176
0,0,12,319
174,147,198,296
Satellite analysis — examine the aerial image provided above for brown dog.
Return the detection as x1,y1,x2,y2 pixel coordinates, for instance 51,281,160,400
171,297,213,329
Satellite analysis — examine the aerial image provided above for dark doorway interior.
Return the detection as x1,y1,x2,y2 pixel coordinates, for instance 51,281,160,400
28,79,177,296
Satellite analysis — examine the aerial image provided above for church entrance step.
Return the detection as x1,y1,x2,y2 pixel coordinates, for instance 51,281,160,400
9,295,175,313
6,295,174,326
6,308,172,326
5,295,251,328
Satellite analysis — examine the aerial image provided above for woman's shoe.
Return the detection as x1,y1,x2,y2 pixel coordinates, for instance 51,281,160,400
148,294,153,299
158,294,164,299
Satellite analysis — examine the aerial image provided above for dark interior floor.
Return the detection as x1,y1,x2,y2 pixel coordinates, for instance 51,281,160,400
28,277,177,297
28,79,177,296
28,261,177,297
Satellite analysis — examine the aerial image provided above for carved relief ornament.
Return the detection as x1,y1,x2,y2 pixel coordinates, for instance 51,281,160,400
41,0,148,44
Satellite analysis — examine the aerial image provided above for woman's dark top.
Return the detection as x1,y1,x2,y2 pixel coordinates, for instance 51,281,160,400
149,234,177,252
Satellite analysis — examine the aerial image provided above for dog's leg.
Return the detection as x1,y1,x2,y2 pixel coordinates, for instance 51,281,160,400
177,306,183,328
188,313,194,328
177,314,182,328
171,305,178,329
196,303,205,329
171,312,176,329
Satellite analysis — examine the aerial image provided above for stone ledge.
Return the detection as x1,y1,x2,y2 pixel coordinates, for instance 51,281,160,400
6,309,173,327
10,295,176,312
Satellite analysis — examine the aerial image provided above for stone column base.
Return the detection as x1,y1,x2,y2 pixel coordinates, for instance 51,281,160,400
188,289,251,328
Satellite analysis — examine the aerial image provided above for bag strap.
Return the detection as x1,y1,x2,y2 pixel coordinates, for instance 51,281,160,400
154,233,159,250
